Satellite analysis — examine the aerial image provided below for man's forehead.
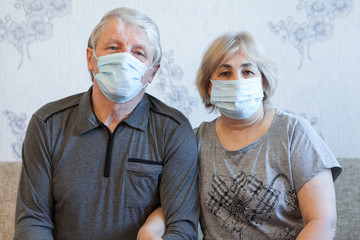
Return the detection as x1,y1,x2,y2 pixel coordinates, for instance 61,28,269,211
102,19,154,47
104,19,142,38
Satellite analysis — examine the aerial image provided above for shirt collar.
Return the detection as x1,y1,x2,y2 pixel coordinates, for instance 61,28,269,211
74,88,150,135
122,94,150,132
74,87,99,135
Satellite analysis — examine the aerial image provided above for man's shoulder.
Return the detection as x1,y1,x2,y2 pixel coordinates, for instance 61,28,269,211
34,92,85,122
145,93,189,125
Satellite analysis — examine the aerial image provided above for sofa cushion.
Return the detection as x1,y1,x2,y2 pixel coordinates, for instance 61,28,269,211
0,162,21,240
0,159,359,240
334,158,360,240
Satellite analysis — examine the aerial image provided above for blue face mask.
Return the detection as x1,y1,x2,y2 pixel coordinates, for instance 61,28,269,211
210,76,264,119
93,52,151,103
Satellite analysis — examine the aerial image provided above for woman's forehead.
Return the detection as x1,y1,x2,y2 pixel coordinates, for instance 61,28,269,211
217,50,255,68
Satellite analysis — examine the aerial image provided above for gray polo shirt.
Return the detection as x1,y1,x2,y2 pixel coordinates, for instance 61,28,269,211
14,88,199,240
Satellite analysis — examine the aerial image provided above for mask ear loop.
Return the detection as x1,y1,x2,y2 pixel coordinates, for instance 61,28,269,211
141,64,151,90
93,51,98,60
142,82,149,90
142,61,156,90
90,49,98,79
146,62,155,70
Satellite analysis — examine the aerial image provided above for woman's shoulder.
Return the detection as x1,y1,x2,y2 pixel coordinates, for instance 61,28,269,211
273,109,311,129
275,109,303,122
276,109,319,133
193,119,216,141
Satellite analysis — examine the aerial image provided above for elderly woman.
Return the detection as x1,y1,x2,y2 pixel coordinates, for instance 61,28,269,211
194,32,341,239
138,32,342,240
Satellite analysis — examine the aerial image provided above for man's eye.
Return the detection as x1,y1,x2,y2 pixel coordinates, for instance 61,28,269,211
134,51,145,57
108,46,118,51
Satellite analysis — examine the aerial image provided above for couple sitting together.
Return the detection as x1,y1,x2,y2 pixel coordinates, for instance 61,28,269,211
14,7,341,240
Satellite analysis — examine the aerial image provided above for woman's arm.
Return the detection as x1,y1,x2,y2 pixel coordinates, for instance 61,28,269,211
296,169,337,240
137,207,166,240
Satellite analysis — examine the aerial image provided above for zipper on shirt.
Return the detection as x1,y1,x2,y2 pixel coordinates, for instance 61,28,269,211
102,123,123,178
104,134,114,178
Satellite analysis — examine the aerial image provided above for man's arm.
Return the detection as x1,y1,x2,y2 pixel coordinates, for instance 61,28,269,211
296,169,337,240
14,115,54,240
160,123,200,239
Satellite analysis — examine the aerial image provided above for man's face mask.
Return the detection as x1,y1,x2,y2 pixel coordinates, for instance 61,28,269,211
93,52,152,103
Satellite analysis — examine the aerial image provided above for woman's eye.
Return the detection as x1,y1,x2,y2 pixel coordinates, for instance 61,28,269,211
219,71,230,77
243,70,254,76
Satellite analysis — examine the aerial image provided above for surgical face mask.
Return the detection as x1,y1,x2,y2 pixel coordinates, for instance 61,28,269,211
93,52,152,103
210,76,264,119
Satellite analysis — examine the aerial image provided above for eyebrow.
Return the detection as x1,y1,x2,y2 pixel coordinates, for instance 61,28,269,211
219,62,255,69
103,38,121,46
103,38,144,47
105,38,150,51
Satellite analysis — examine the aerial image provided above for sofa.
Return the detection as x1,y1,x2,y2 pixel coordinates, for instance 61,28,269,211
1,159,359,240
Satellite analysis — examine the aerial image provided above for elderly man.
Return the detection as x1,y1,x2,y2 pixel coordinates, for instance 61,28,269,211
14,7,199,240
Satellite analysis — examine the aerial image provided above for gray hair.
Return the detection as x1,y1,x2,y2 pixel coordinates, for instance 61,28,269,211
196,32,277,111
88,7,162,65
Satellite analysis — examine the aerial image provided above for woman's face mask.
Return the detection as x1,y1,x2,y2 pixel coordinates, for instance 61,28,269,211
210,76,264,119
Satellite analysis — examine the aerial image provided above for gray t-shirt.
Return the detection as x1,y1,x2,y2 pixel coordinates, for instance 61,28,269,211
195,110,341,240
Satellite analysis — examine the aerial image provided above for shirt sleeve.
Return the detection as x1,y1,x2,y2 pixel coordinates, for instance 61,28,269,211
160,121,200,240
289,117,342,192
14,115,54,240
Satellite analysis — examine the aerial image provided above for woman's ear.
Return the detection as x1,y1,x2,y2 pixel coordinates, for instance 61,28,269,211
207,81,212,96
261,74,267,92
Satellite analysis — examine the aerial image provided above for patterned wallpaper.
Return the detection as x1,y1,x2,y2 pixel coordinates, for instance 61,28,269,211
151,51,199,116
0,0,359,161
0,0,71,69
268,0,353,69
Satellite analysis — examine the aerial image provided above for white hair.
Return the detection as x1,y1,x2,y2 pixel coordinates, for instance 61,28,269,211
88,7,162,65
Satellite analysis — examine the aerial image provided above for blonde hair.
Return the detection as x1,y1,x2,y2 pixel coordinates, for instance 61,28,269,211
196,32,277,111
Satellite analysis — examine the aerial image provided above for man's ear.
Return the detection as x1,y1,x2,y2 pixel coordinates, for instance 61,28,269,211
147,63,160,84
86,47,94,71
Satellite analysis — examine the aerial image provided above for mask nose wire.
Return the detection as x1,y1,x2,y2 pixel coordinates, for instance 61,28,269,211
95,50,153,70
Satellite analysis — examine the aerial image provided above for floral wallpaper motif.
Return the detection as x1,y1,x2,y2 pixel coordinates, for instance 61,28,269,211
2,110,28,159
0,0,71,69
0,0,357,160
154,51,198,116
268,0,352,69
